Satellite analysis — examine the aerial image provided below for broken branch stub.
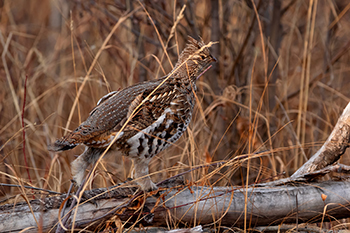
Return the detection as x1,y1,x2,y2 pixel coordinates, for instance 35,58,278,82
292,102,350,178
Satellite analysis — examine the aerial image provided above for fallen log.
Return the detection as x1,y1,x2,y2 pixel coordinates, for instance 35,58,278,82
0,178,349,232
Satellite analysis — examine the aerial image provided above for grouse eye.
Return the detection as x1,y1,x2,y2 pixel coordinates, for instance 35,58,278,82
200,54,206,60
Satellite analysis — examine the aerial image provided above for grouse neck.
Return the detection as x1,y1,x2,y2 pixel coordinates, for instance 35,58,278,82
170,69,196,85
172,63,200,82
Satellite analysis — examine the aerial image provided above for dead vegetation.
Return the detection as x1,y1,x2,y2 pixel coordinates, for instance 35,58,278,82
1,0,350,232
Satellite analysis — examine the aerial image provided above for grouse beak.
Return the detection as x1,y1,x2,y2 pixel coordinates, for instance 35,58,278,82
210,55,217,63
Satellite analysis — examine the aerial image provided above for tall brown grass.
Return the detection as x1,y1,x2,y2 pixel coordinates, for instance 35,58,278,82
1,0,350,230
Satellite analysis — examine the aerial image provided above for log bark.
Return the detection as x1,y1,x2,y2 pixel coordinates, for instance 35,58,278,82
1,179,350,232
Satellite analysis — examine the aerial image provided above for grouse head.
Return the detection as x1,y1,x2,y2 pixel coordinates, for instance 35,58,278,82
173,36,217,82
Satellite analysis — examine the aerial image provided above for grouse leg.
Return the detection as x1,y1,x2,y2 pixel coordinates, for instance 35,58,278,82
71,147,106,206
133,158,157,191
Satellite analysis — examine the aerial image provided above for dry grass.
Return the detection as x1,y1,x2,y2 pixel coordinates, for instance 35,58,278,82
1,0,350,231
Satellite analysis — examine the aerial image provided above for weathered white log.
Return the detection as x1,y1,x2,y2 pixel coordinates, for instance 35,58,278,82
1,179,350,232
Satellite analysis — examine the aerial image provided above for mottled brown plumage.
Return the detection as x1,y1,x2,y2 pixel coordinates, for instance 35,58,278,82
48,36,216,191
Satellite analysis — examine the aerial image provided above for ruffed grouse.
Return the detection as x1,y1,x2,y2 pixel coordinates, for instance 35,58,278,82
48,36,216,191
